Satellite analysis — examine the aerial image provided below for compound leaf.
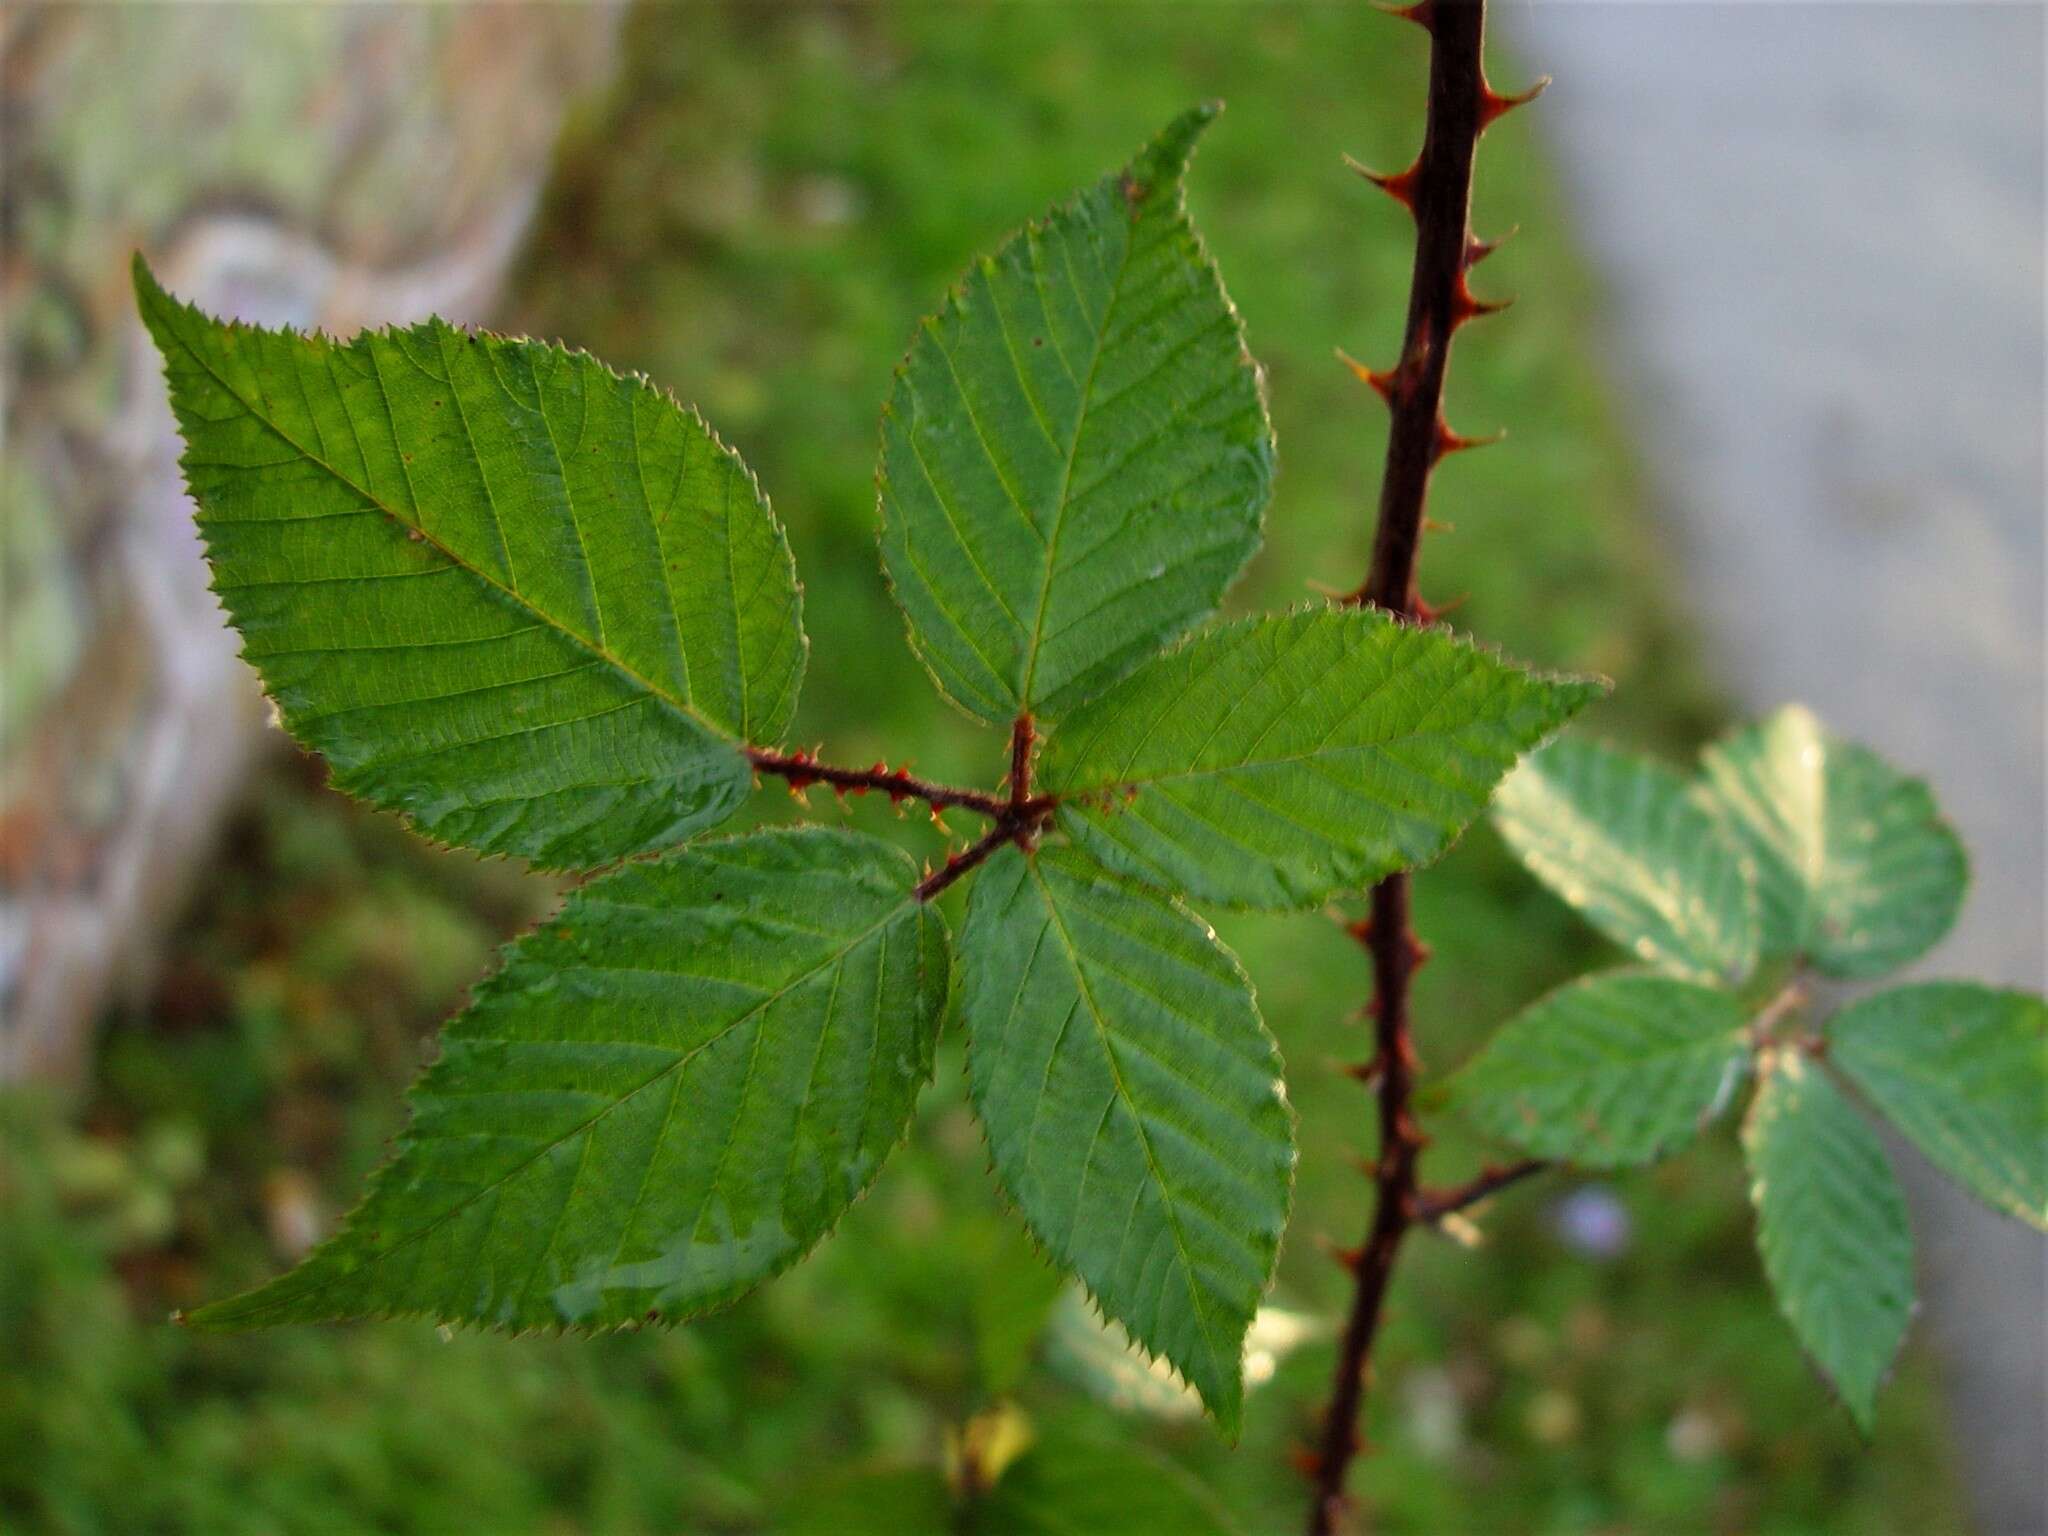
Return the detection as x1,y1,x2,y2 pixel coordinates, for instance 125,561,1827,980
1043,608,1605,908
185,828,948,1332
1443,970,1750,1167
878,104,1273,726
961,845,1293,1436
1493,737,1759,984
137,257,804,869
1830,982,2048,1229
1743,1053,1914,1433
1698,706,1965,978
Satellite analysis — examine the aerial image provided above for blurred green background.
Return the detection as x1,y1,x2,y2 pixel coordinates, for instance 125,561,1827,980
2,4,1970,1532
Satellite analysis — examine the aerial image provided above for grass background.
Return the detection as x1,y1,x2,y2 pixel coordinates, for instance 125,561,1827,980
2,4,1969,1532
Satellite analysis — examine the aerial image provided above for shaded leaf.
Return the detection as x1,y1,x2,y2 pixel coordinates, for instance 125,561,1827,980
1698,706,1965,978
186,829,948,1331
978,1430,1243,1536
1743,1053,1914,1433
138,257,804,869
1493,737,1758,983
1041,1283,1320,1421
780,1467,953,1536
1830,982,2047,1229
961,845,1292,1435
878,104,1272,725
1443,970,1750,1167
1044,608,1605,909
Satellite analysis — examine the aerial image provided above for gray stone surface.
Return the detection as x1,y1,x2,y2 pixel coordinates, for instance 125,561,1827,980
0,5,620,1082
1510,6,2045,1532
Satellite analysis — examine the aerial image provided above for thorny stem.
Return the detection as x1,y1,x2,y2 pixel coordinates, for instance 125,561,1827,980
1411,1157,1550,1225
1309,2,1537,1530
751,718,1052,905
745,746,1020,818
912,717,1050,901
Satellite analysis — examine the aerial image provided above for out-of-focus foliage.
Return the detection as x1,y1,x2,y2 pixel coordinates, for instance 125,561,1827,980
1462,711,2043,1429
2,4,1970,1533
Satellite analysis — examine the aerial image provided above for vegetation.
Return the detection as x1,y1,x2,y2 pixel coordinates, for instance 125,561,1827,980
8,5,2029,1533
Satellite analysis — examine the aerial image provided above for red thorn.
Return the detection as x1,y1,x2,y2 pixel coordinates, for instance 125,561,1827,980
1466,225,1518,268
1289,1446,1325,1481
1347,916,1375,944
1343,1053,1386,1086
1432,416,1505,463
1372,0,1434,30
1450,273,1514,327
886,768,915,805
1480,75,1550,131
1394,1034,1424,1075
1409,935,1434,966
1345,152,1420,214
1394,1109,1431,1150
1336,347,1399,403
1321,1236,1366,1274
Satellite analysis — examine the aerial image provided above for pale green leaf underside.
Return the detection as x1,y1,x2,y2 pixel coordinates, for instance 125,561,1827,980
1699,706,1965,979
186,829,948,1333
137,258,805,870
1493,737,1759,984
1743,1055,1914,1432
1044,608,1606,909
1830,982,2048,1229
1443,970,1750,1167
962,845,1293,1436
878,104,1273,725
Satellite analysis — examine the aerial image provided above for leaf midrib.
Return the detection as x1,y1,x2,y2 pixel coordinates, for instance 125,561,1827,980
1026,857,1226,1403
201,893,917,1325
154,301,731,745
1017,199,1141,711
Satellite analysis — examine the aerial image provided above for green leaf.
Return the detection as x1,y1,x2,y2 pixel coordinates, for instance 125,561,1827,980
960,845,1293,1435
136,257,804,869
1830,982,2048,1229
877,104,1273,725
1698,706,1965,978
1492,738,1759,983
1042,608,1605,908
780,1467,953,1536
1041,1283,1320,1421
978,1432,1244,1536
1743,1053,1914,1432
184,828,948,1332
1442,970,1751,1167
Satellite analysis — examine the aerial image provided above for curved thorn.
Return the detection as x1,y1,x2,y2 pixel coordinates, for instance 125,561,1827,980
1336,346,1399,402
1480,74,1551,130
1371,0,1435,30
1343,152,1420,214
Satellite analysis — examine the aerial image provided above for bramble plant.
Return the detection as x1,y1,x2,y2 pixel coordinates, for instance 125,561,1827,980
137,4,2044,1527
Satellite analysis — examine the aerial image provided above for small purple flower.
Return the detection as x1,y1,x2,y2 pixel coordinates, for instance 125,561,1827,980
1551,1185,1632,1259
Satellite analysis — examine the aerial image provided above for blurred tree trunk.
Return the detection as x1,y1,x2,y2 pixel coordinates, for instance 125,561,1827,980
0,3,621,1082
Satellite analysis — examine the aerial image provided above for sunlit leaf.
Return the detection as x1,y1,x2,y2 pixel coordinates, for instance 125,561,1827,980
960,845,1293,1435
1045,608,1605,908
1698,706,1965,978
185,829,948,1331
1493,737,1758,983
1743,1052,1914,1433
878,104,1273,724
137,257,803,869
1830,982,2047,1229
1443,970,1750,1167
